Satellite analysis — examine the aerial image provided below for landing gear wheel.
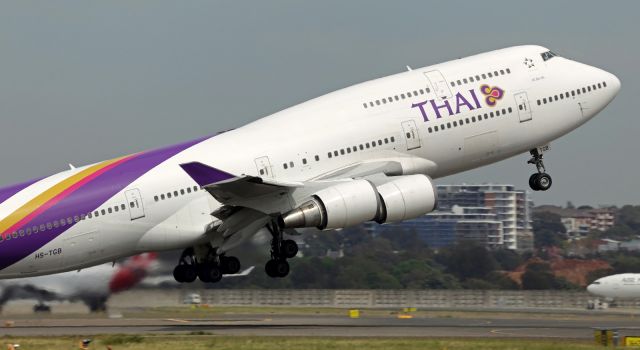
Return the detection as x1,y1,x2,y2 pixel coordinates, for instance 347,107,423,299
281,240,299,259
265,259,289,278
197,264,213,283
220,256,241,274
207,265,223,283
535,173,552,191
173,264,196,283
527,148,552,192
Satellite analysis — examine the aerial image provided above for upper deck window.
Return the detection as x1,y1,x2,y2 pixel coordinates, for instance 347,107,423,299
541,50,559,61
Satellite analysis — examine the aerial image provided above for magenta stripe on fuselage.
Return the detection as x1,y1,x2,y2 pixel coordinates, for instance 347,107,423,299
0,135,212,271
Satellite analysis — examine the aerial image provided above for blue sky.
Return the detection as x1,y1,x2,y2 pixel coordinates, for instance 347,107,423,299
0,1,637,206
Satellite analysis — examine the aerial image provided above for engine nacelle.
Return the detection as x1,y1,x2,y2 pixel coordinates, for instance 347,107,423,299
280,179,379,230
279,175,437,230
374,174,437,224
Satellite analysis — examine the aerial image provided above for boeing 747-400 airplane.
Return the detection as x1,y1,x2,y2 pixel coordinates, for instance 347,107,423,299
0,45,620,283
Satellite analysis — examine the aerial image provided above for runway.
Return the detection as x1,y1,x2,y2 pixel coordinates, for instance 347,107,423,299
3,313,640,338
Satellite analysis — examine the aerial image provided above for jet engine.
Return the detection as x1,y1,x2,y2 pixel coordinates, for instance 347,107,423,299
280,175,437,230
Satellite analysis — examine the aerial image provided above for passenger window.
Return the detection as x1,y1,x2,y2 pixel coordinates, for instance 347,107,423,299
508,107,513,113
582,87,586,93
347,148,351,154
413,90,418,96
378,140,383,146
434,126,439,131
469,77,474,82
588,86,591,92
315,155,320,161
154,195,158,202
302,158,307,165
447,122,451,128
495,110,500,116
187,187,192,193
41,224,46,231
494,71,499,76
475,75,480,81
359,145,364,150
334,151,338,156
382,98,387,104
340,149,345,155
543,98,547,104
571,91,576,96
327,152,332,158
603,81,607,87
160,194,165,200
281,163,287,170
167,192,172,198
26,227,31,235
394,96,399,101
363,103,367,108
384,138,389,143
19,230,24,236
465,118,470,123
369,102,374,107
366,143,370,148
488,72,493,77
108,208,112,214
484,113,489,119
463,78,468,84
459,119,464,125
537,100,541,105
597,83,602,89
482,73,487,79
472,116,476,122
114,206,119,212
457,80,461,85
554,95,558,101
450,81,456,87
490,112,495,118
428,127,433,133
406,92,412,97
453,121,457,127
375,100,380,105
506,68,511,74
419,89,424,95
390,136,395,142
193,186,199,191
180,189,185,195
53,221,59,228
401,93,405,99
500,69,505,75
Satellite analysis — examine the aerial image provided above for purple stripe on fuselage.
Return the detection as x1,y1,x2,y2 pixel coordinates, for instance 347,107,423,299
0,178,42,204
0,135,212,271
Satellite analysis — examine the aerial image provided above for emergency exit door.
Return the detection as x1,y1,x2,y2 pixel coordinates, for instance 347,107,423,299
124,188,146,220
424,70,452,100
401,120,422,150
514,92,533,122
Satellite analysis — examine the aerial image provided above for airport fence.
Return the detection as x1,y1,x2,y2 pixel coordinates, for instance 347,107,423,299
112,289,640,310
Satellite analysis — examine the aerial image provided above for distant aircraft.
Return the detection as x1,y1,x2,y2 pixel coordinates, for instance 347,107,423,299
587,273,640,299
0,252,159,312
0,45,620,283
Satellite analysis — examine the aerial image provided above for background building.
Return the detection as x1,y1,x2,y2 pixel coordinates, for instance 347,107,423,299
365,184,533,251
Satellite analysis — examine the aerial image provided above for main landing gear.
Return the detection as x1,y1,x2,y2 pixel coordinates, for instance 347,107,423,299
264,220,298,278
173,247,241,284
528,148,552,191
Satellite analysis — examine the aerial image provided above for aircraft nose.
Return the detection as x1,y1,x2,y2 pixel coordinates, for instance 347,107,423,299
609,72,621,95
587,284,595,294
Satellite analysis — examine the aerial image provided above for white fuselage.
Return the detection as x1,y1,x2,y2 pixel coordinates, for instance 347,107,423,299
0,45,620,278
587,273,640,299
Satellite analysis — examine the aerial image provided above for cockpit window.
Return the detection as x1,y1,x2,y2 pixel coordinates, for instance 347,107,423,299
541,50,559,61
592,281,601,285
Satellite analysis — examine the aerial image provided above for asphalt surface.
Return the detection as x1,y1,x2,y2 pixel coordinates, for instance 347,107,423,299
2,313,640,338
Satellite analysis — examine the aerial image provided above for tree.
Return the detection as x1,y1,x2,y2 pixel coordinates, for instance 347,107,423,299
436,241,498,280
532,212,566,248
521,262,556,289
492,249,524,271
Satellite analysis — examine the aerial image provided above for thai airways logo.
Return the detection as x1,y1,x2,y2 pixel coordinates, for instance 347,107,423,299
480,85,504,107
411,85,506,122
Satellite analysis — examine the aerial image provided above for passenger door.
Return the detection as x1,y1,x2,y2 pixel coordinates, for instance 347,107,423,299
514,92,532,122
401,120,422,150
423,70,452,100
254,156,274,178
124,189,146,220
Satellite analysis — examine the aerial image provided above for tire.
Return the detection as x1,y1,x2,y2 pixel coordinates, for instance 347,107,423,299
273,259,290,278
529,173,540,191
182,265,197,283
265,260,279,278
281,240,299,259
198,264,212,283
208,265,223,283
536,173,552,191
173,265,186,283
221,256,241,274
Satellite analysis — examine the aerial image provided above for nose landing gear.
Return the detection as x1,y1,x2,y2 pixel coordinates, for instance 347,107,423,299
528,148,552,191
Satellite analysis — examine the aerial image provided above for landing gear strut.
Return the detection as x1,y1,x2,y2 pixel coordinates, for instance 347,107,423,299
528,148,552,191
265,220,298,278
173,247,241,284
